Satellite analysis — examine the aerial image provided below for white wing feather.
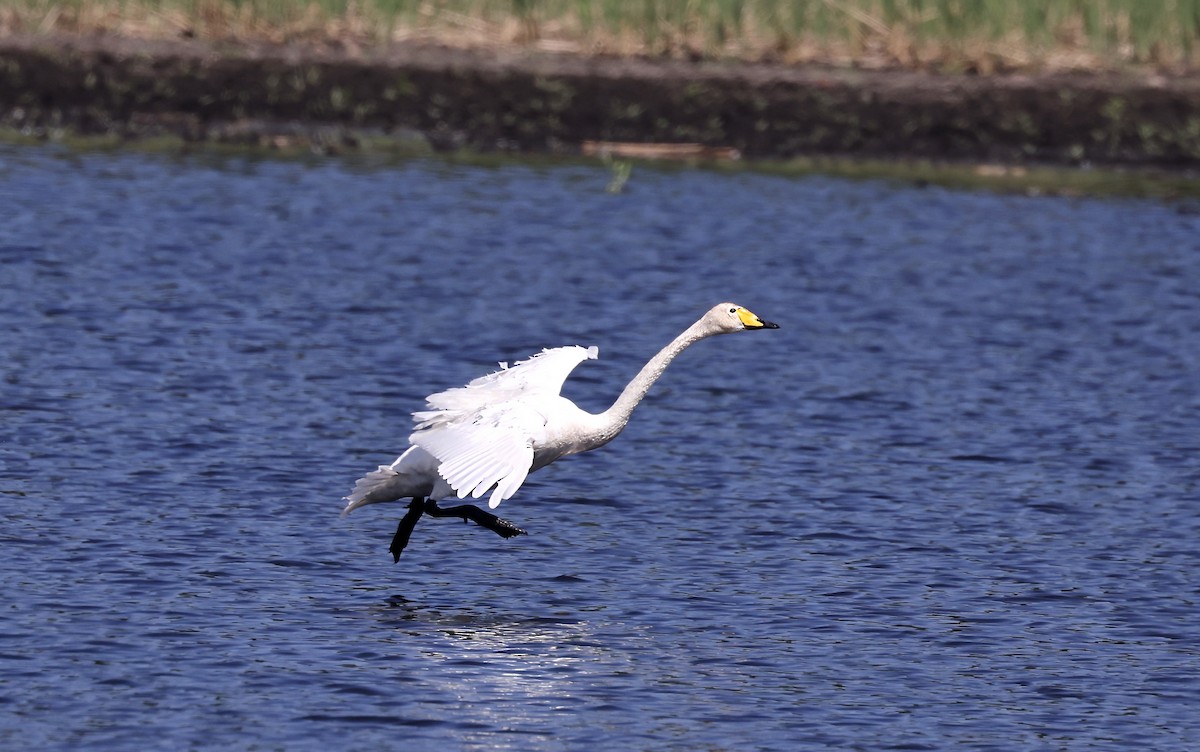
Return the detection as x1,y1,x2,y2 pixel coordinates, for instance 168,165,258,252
413,345,598,430
410,345,598,507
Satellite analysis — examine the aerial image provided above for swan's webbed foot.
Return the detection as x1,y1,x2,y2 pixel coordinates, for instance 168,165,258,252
424,499,527,539
389,497,426,563
387,497,525,562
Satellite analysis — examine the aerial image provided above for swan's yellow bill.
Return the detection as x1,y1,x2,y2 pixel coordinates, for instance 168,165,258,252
736,307,780,330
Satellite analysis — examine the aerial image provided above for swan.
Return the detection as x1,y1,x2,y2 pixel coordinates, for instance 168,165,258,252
344,302,779,561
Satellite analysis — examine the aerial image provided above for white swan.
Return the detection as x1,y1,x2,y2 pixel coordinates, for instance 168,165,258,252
344,302,779,561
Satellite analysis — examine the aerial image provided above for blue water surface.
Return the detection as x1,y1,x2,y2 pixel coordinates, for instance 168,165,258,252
1,144,1198,750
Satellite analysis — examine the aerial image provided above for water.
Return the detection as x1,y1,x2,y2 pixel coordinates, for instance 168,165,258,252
1,143,1198,751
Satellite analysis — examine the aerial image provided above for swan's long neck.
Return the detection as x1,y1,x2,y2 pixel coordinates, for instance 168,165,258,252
593,320,713,444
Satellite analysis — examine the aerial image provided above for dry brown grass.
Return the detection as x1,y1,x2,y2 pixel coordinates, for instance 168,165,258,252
2,0,1198,73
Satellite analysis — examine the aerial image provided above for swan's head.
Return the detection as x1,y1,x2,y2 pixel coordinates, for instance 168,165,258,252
706,303,780,335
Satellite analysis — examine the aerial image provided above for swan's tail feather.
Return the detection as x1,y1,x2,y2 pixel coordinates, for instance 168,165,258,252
342,465,408,515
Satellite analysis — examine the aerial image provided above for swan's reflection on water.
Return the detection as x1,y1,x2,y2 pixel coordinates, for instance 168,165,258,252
361,593,647,743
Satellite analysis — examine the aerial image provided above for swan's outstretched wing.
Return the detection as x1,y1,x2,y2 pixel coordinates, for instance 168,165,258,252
413,345,598,430
412,402,539,508
410,345,598,507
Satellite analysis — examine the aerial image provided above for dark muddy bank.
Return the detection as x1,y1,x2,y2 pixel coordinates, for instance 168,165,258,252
2,33,1200,166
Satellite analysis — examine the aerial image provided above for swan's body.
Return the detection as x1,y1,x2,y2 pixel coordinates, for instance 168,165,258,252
344,303,778,560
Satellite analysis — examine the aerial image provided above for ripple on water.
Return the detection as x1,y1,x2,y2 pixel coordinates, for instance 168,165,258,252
0,145,1198,750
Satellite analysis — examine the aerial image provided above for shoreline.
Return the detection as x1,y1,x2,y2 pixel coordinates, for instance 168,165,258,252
3,33,1200,173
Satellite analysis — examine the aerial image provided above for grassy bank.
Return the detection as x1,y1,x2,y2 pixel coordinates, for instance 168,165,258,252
3,0,1200,72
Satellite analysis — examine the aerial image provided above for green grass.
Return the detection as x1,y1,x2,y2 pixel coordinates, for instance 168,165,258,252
5,0,1200,71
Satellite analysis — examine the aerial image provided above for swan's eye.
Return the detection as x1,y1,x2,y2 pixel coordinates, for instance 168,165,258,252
728,307,737,314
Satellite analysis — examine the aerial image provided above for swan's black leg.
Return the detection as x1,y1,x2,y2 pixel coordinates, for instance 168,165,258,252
389,497,426,563
424,499,527,539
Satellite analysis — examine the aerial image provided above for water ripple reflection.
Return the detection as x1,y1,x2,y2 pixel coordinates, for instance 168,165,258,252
1,144,1198,750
